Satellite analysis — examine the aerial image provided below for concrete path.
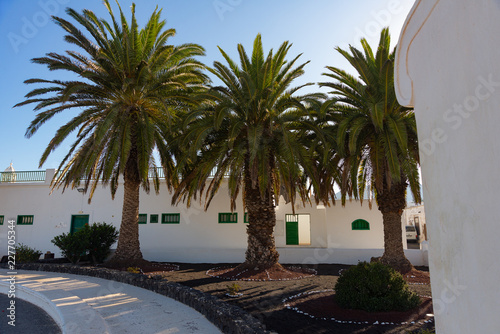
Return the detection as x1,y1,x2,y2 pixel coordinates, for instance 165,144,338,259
0,269,222,334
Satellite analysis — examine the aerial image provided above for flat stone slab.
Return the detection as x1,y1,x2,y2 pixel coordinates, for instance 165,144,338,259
0,269,222,334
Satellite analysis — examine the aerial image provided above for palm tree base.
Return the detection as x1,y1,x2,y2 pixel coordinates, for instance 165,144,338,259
371,255,414,274
206,263,316,281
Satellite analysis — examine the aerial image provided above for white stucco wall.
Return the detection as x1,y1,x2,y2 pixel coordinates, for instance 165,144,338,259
395,1,500,332
0,170,428,266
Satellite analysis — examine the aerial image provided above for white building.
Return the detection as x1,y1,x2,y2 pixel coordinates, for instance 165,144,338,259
0,168,427,266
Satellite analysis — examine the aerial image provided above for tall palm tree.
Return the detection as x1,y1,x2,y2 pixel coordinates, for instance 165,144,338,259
15,1,208,266
173,34,323,272
320,28,421,273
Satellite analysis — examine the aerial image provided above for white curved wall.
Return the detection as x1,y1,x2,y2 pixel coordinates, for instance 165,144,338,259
395,1,500,332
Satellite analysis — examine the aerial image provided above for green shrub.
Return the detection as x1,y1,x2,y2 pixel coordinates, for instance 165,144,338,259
15,244,42,263
51,232,88,264
335,261,420,312
84,222,119,264
51,222,118,264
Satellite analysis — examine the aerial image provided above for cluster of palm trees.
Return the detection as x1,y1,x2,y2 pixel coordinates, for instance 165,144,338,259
16,1,420,273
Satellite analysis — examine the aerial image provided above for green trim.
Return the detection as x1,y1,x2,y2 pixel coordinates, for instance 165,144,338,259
17,215,34,225
162,213,180,224
150,214,159,223
244,212,249,223
138,214,147,224
219,212,237,224
0,216,4,225
352,219,370,230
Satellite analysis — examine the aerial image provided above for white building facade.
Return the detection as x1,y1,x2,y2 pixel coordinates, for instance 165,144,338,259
0,168,427,266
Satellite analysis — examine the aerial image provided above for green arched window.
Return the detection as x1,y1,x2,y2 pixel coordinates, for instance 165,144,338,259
352,219,370,230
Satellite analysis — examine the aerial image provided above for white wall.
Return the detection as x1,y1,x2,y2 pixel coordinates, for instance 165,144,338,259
0,172,428,266
325,201,385,249
395,1,500,332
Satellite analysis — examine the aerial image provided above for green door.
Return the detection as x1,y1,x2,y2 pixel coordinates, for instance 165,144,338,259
285,217,299,245
70,215,89,234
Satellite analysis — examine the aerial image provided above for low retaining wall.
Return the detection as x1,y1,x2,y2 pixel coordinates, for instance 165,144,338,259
10,263,273,334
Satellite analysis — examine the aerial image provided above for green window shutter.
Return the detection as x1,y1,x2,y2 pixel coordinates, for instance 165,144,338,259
150,214,159,223
17,215,34,225
286,221,299,245
285,214,299,245
352,219,370,230
0,216,4,225
138,214,147,224
244,212,249,223
162,213,180,224
219,213,237,223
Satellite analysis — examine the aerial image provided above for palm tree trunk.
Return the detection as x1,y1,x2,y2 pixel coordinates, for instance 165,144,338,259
377,181,413,273
242,170,279,269
109,147,144,263
380,210,412,272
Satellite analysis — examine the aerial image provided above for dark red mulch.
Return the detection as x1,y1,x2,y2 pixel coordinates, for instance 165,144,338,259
206,264,316,281
404,269,431,285
104,260,179,274
138,262,179,274
286,290,434,324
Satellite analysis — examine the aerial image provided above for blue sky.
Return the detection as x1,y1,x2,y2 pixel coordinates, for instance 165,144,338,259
0,0,415,171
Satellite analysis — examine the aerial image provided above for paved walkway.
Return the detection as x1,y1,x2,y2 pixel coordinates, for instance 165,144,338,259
0,269,222,334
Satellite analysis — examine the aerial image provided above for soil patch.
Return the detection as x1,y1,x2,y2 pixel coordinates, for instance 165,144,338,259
103,260,179,274
134,262,179,274
404,269,431,285
206,264,316,281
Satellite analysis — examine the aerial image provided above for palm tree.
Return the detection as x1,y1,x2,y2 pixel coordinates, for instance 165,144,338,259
15,1,208,266
173,34,323,272
320,28,421,273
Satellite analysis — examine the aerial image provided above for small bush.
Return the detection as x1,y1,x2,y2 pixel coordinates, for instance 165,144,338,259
227,283,241,295
127,267,142,274
51,232,88,264
335,261,420,312
83,222,119,264
15,244,42,263
51,222,118,264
